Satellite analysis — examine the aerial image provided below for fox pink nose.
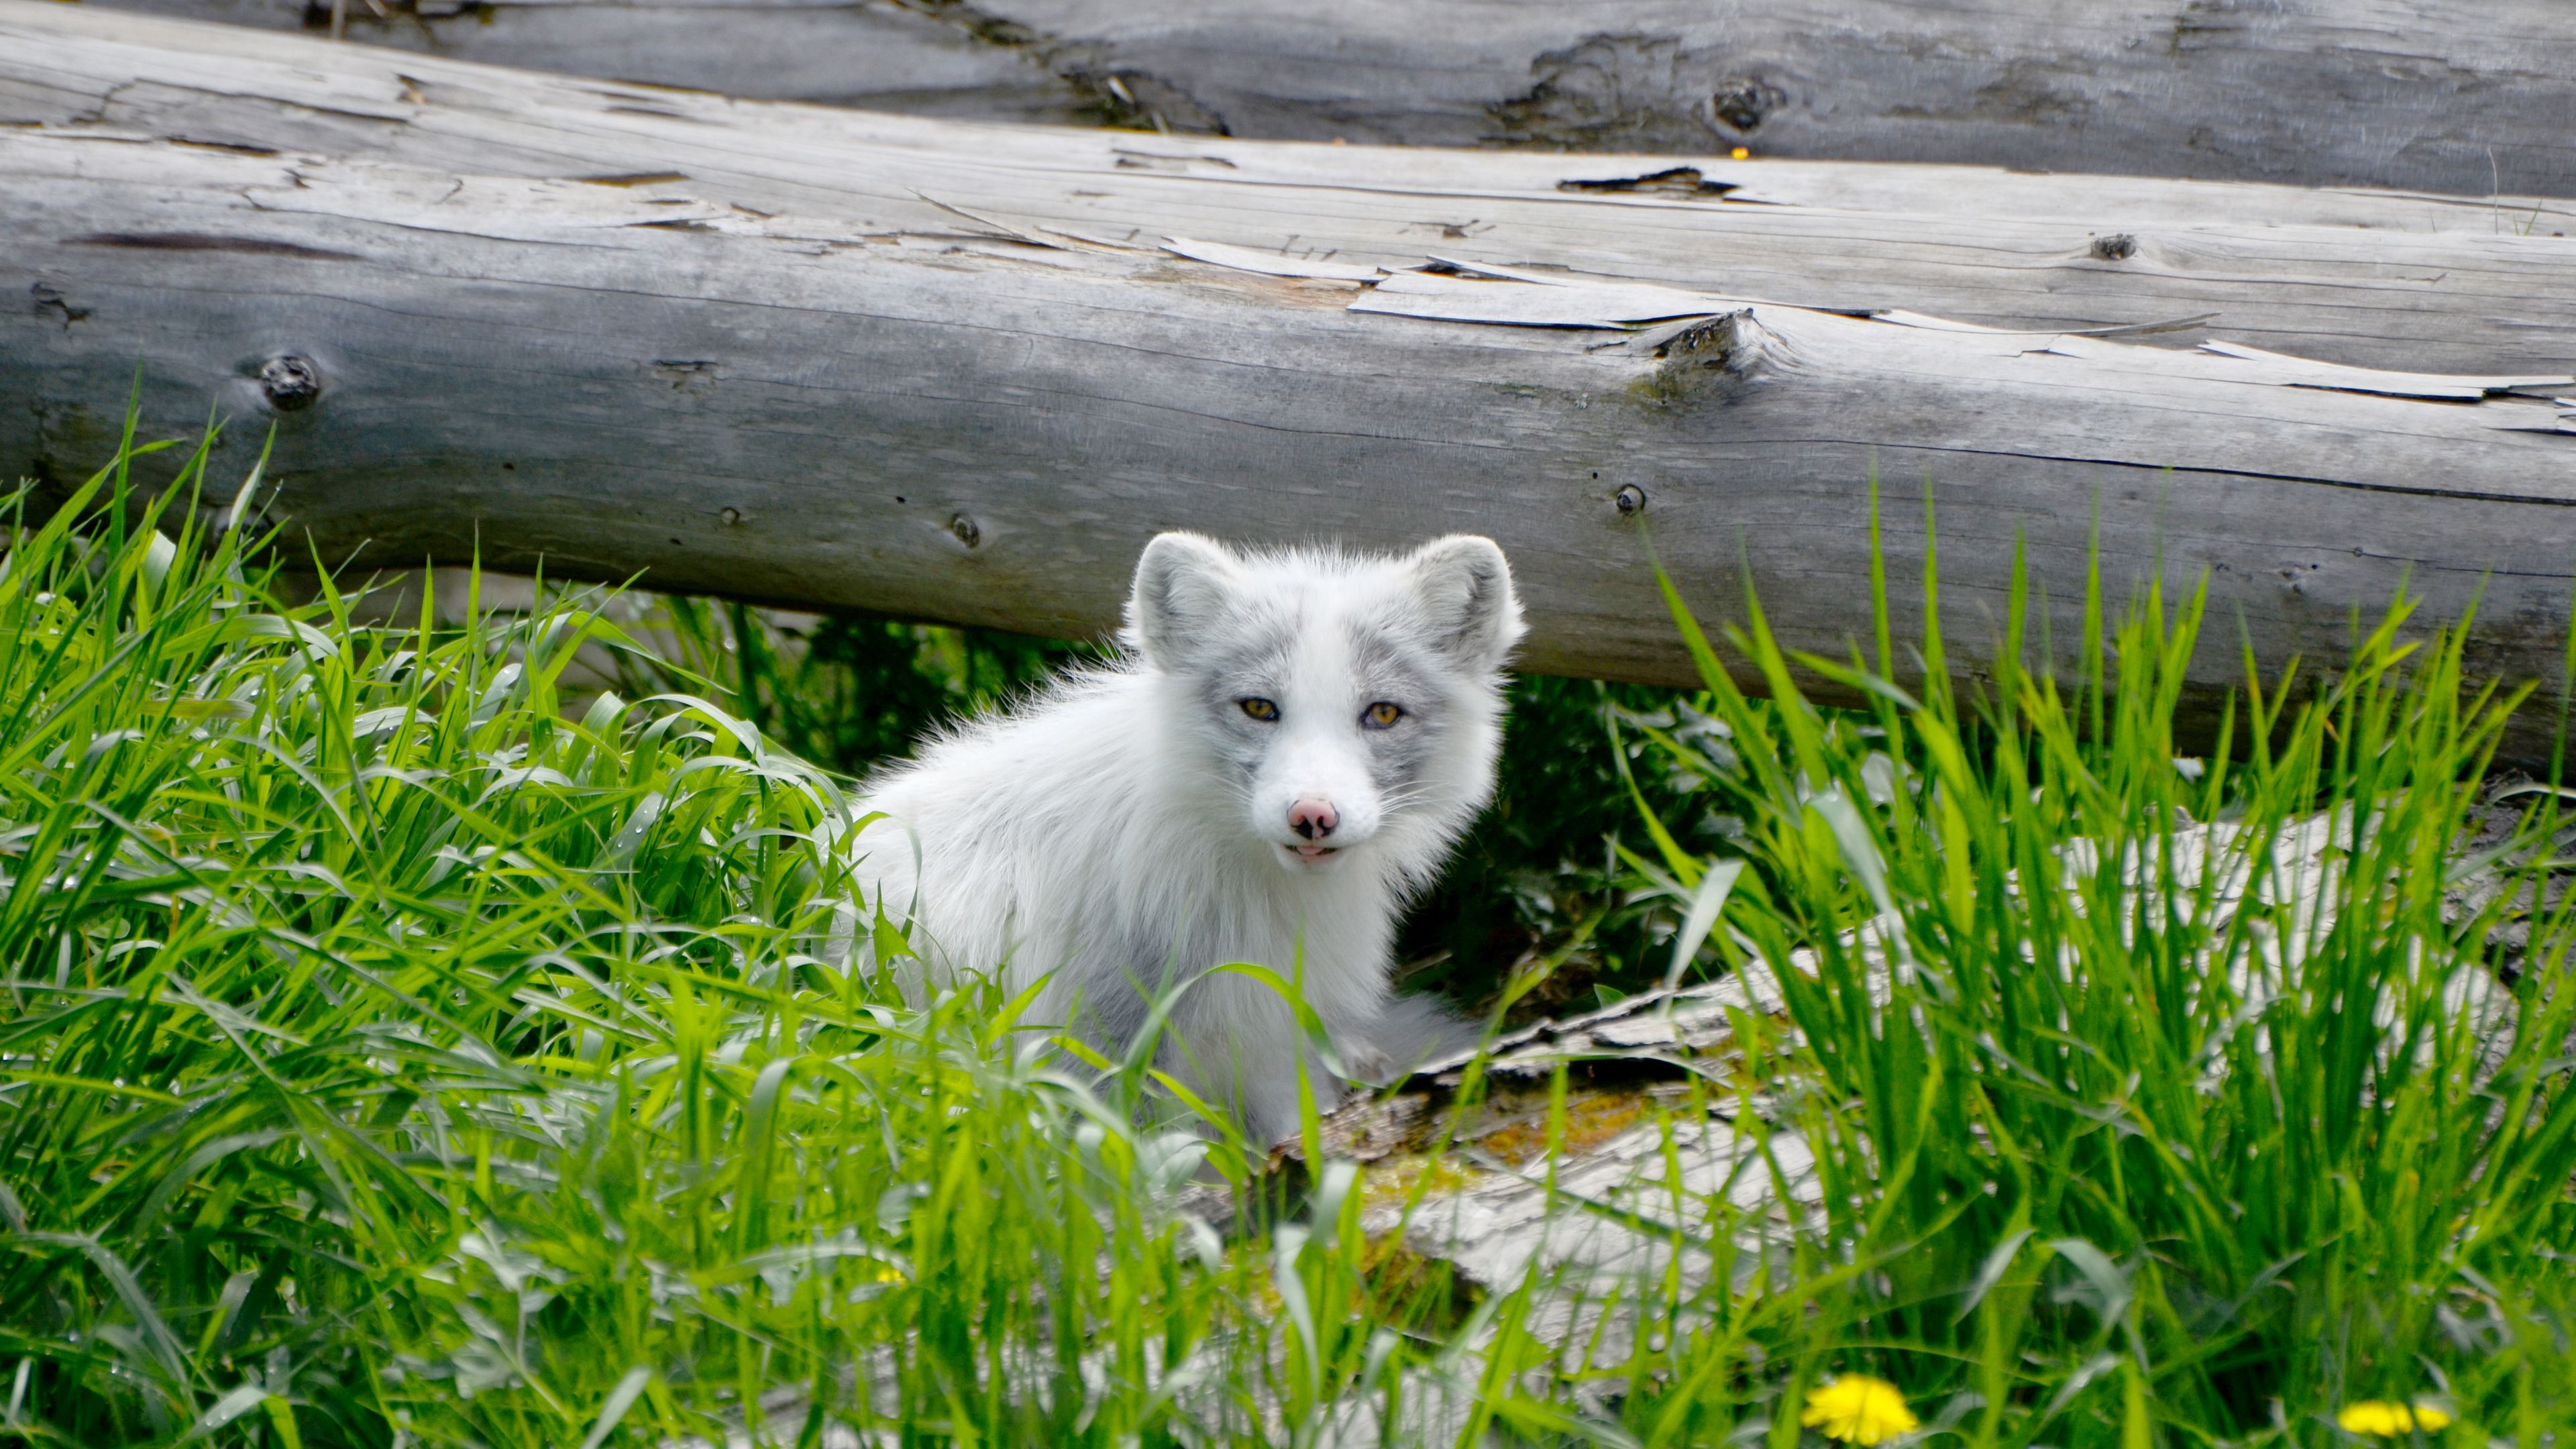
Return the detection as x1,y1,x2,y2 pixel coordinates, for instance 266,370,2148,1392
1288,798,1339,841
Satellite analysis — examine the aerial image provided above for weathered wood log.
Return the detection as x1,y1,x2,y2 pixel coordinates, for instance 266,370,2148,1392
9,3,2575,380
5,3,2576,757
76,0,2576,199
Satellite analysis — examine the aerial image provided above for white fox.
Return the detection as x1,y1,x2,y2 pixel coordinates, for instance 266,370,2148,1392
843,531,1523,1144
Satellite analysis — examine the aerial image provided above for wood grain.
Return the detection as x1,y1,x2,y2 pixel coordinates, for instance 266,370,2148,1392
5,3,2575,757
76,0,2576,197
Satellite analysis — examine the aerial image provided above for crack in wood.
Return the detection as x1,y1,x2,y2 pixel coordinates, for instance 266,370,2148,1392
1557,164,1737,199
66,229,360,260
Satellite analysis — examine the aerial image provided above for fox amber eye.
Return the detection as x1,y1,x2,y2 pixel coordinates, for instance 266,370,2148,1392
1362,701,1403,730
1239,697,1280,722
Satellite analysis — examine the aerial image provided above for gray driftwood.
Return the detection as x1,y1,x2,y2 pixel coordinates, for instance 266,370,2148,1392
5,2,2576,756
77,0,2576,199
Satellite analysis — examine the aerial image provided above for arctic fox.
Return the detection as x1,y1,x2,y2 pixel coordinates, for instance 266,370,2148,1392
843,531,1523,1145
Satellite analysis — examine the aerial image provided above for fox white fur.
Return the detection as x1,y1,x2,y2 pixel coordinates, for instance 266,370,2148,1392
841,531,1523,1144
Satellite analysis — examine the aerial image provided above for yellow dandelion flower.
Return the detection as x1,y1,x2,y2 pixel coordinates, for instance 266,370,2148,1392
2336,1401,2453,1437
1801,1374,1919,1446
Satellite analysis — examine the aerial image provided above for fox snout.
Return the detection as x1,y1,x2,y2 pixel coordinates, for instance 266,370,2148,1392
1248,733,1380,867
1265,774,1372,865
1287,798,1339,841
1281,794,1351,862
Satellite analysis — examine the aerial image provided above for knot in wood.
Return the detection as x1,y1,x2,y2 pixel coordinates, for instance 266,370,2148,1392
2089,233,2139,262
949,513,981,548
1708,78,1784,134
1637,309,1768,409
1654,311,1751,365
259,354,322,411
1614,484,1647,517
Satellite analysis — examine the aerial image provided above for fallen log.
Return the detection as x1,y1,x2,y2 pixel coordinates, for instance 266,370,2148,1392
10,1,2576,378
5,3,2576,757
78,0,2576,198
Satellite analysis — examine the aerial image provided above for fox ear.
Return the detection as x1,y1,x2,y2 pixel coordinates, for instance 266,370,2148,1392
1405,535,1523,672
1128,531,1242,667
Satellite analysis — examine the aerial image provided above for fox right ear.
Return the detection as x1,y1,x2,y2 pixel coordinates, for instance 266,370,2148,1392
1128,531,1241,667
1405,535,1524,673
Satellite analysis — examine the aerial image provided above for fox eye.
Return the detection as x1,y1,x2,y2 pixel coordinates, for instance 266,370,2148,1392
1239,697,1280,722
1361,701,1403,730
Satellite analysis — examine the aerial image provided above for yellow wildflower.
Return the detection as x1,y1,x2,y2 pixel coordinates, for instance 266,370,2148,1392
1801,1374,1919,1446
2336,1401,2453,1437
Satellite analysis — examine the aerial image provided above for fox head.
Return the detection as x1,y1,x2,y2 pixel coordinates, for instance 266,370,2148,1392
1124,532,1525,881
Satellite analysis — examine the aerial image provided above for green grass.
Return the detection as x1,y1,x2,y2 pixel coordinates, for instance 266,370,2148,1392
1614,515,2576,1442
2,422,2573,1447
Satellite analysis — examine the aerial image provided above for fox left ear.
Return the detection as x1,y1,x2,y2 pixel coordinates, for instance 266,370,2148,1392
1405,535,1524,672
